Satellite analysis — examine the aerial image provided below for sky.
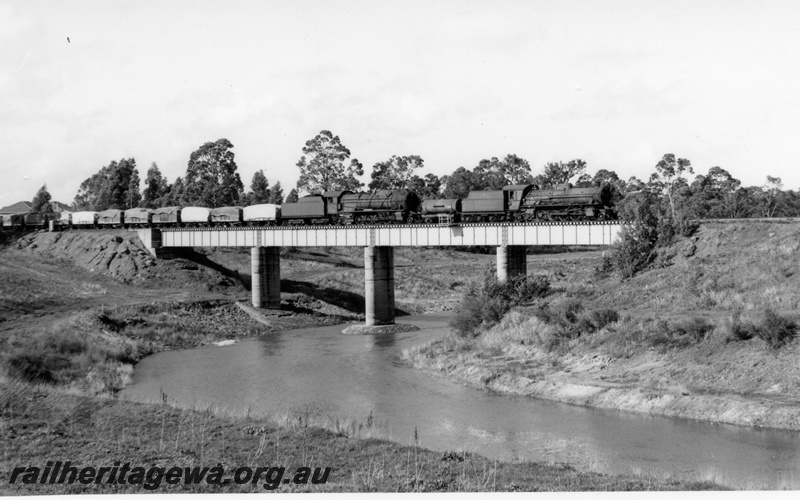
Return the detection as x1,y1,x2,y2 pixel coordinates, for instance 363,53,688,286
2,0,800,206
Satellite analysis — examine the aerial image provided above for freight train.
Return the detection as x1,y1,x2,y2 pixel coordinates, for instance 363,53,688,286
1,182,615,230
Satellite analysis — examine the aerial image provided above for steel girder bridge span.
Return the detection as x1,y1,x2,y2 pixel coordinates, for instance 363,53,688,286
138,222,621,326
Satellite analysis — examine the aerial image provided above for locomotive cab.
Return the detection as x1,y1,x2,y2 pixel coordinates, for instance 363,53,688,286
503,184,538,212
322,190,353,216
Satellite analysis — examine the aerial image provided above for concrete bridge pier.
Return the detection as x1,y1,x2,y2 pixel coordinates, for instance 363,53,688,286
251,247,281,309
496,245,527,283
364,246,395,325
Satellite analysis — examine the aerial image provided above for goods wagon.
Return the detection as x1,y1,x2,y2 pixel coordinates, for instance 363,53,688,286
182,207,211,226
243,204,281,225
210,206,242,225
124,208,152,225
73,211,99,226
24,213,60,227
5,214,26,227
97,209,124,227
152,207,181,225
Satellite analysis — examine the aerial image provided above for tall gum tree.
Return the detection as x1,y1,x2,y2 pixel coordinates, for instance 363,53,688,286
541,159,587,187
296,130,363,194
649,153,693,221
369,155,424,190
72,158,140,210
184,138,243,207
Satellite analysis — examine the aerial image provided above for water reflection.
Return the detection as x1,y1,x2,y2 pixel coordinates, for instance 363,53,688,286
122,314,800,489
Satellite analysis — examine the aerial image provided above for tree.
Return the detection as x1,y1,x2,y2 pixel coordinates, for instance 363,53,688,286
164,177,185,206
759,176,784,217
103,158,139,210
31,185,53,213
369,155,423,190
125,166,141,209
574,174,594,187
589,169,626,204
269,182,284,204
142,163,169,208
472,154,532,189
249,170,271,204
408,173,441,199
473,158,507,190
625,176,648,194
593,169,621,185
541,159,587,187
781,189,800,217
498,154,533,184
184,138,243,207
689,167,743,218
649,153,693,221
285,188,299,203
296,130,363,194
72,158,141,210
442,167,483,198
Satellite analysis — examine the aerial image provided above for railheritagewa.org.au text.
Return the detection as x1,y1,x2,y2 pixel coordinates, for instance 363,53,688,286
9,461,332,490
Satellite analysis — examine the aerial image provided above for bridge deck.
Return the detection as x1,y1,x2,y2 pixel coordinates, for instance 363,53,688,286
157,222,621,247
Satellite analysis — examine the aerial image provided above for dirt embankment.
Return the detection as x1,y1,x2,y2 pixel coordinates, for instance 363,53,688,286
12,230,245,291
406,221,800,432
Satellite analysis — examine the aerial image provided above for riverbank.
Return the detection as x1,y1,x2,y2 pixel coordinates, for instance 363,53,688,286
403,320,800,431
403,222,800,432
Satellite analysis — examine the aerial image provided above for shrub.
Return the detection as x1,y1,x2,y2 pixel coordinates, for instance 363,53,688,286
727,314,757,342
610,190,697,279
610,192,660,278
648,316,714,351
757,309,796,349
449,295,486,338
450,269,551,338
672,317,714,343
532,298,580,326
536,324,576,352
7,353,57,384
483,273,550,305
481,296,510,327
726,309,796,348
593,254,614,276
551,298,584,324
576,308,620,332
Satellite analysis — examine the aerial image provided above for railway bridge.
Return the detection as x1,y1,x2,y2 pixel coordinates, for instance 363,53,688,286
137,222,621,326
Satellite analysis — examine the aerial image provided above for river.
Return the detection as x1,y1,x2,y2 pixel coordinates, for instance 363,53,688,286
120,314,799,489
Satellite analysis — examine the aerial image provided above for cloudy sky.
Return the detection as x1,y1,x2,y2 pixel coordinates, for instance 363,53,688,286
2,0,799,206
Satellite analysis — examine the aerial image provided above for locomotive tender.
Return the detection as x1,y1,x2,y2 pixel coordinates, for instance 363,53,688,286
3,182,614,230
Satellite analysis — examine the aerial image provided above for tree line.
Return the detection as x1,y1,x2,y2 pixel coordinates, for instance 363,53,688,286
21,130,799,220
